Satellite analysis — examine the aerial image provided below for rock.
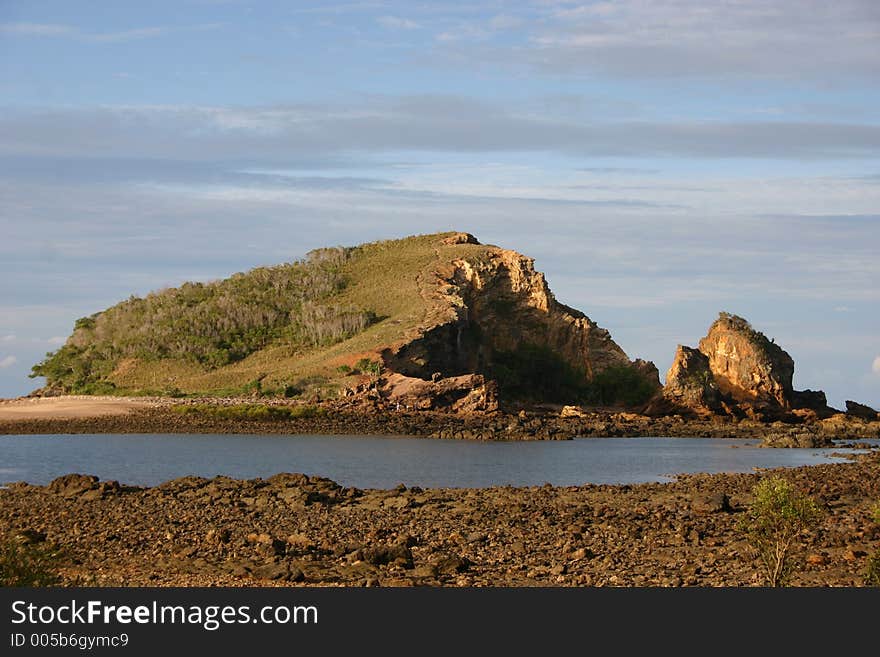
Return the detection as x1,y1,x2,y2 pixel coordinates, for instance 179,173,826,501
662,346,722,414
845,400,878,420
363,543,414,568
206,528,231,544
465,531,488,544
253,562,294,580
792,390,835,417
285,533,314,552
658,313,834,420
47,474,99,498
441,232,479,245
382,372,498,414
13,529,46,545
806,553,828,566
560,406,587,418
412,564,439,578
434,555,471,574
381,243,658,408
693,493,732,514
569,547,593,561
698,313,794,408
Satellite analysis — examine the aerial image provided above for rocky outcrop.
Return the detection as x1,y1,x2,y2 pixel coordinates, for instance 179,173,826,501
656,313,833,420
697,313,794,408
381,373,498,414
661,346,722,415
846,400,879,421
382,243,659,405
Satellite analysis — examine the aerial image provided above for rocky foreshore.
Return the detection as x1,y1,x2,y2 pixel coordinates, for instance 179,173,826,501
2,451,879,587
2,398,879,443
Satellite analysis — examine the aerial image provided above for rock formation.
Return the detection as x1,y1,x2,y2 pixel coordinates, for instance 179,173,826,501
845,400,879,421
381,238,660,406
652,313,834,420
661,346,722,415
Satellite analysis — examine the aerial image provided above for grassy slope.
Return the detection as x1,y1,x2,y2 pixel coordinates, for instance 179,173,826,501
105,233,491,395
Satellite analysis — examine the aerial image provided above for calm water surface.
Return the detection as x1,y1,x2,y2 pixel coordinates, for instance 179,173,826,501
1,434,873,489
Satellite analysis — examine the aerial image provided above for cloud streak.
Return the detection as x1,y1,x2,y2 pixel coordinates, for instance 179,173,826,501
0,356,17,369
0,21,220,43
1,101,879,162
427,0,880,80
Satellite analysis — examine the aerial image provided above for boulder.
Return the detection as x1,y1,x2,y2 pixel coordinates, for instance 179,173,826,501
663,345,722,413
382,372,498,414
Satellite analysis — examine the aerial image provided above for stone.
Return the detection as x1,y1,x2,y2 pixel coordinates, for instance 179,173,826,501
47,474,99,498
693,493,732,514
13,529,46,545
434,555,471,574
363,543,413,568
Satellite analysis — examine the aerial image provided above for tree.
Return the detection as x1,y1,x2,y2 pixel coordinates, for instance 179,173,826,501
740,476,822,587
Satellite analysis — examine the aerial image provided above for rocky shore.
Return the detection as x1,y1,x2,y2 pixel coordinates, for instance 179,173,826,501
2,398,879,445
2,451,878,587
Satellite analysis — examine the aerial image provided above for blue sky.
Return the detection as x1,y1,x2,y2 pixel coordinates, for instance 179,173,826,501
1,0,878,408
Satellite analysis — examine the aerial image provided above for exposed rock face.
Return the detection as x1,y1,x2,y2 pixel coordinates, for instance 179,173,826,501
658,313,832,420
381,372,498,414
846,400,879,420
383,245,659,403
697,313,794,407
662,346,722,414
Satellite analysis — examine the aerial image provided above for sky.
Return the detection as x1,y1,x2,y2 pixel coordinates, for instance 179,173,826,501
0,0,878,408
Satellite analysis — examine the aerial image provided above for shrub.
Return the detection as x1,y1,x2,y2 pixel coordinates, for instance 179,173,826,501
587,365,656,407
31,246,376,391
739,476,823,587
171,403,324,421
866,551,880,587
0,537,62,587
488,344,588,403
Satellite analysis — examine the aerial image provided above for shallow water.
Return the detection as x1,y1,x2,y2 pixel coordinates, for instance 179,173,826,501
1,433,874,488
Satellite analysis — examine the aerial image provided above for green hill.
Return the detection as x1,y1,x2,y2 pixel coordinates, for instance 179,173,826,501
31,232,658,406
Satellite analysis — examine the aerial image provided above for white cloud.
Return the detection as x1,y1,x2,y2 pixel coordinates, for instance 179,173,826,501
873,356,880,374
489,15,524,31
377,16,421,30
0,356,16,369
1,335,15,342
0,22,209,43
0,22,74,36
2,102,879,162
47,336,66,345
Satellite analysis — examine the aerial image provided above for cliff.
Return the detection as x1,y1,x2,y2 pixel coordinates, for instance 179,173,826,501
32,232,658,411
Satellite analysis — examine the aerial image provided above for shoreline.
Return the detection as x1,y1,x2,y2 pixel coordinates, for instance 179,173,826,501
1,396,878,443
2,451,878,587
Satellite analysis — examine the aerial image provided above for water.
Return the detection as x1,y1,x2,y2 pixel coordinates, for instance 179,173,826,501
1,434,873,489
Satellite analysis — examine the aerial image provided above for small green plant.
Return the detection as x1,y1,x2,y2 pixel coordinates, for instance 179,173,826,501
740,476,823,587
0,537,62,587
336,364,352,375
866,551,880,587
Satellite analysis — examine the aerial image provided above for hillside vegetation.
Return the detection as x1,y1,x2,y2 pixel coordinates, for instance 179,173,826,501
32,231,653,407
32,233,491,398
